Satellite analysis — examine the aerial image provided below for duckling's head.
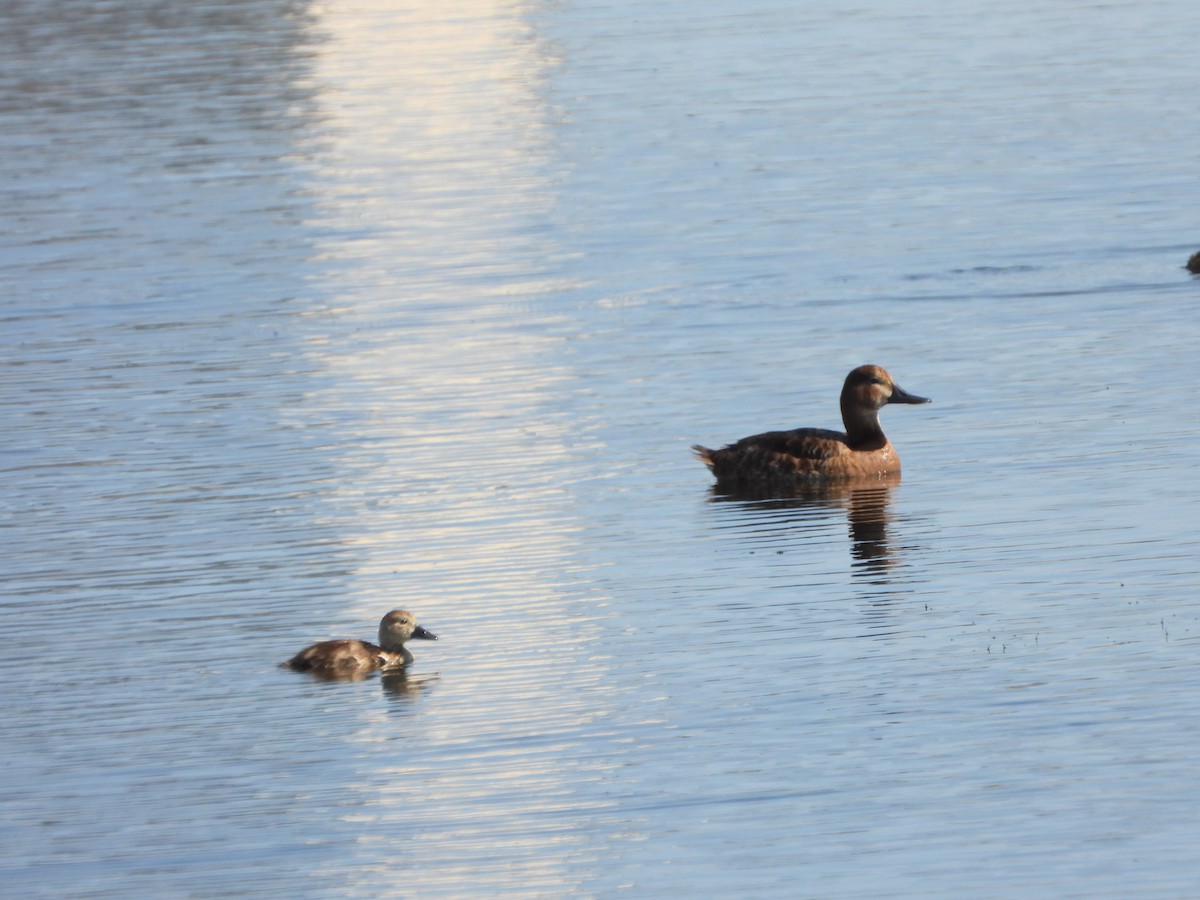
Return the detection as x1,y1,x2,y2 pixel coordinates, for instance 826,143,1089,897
842,364,930,413
378,609,438,650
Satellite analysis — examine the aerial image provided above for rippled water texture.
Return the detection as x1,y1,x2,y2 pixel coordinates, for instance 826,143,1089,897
3,0,1200,896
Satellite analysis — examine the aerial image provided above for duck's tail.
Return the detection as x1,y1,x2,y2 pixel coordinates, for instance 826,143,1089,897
691,444,716,470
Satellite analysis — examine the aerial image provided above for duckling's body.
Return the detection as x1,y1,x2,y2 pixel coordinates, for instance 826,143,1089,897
283,609,437,677
694,365,929,488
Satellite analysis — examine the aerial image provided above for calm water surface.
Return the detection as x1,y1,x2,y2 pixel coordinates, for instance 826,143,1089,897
3,0,1200,896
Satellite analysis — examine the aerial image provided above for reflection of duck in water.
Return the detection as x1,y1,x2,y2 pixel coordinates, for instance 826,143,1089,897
381,670,439,701
693,365,929,491
283,610,437,679
709,479,901,578
842,483,896,573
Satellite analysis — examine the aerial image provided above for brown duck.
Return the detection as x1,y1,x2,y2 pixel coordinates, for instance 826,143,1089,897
693,364,930,487
283,609,437,677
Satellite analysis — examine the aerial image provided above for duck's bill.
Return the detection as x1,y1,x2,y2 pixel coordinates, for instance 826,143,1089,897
889,384,931,404
412,625,438,641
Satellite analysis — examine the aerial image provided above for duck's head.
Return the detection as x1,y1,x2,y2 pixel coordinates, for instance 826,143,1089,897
378,609,438,648
842,365,930,413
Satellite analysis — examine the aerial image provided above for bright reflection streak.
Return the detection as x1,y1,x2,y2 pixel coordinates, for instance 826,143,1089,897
297,1,627,893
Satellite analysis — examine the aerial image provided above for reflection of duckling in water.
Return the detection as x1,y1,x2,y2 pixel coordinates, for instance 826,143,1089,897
283,609,437,679
694,365,929,489
381,670,439,701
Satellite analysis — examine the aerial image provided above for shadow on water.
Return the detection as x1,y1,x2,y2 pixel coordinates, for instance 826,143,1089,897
708,475,903,583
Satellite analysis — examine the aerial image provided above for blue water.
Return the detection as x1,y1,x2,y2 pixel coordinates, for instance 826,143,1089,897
3,1,1200,896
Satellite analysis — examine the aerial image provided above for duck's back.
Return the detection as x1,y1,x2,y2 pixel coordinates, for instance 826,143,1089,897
694,427,854,483
283,639,404,675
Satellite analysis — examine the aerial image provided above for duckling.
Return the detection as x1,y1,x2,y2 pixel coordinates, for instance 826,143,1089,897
694,364,929,487
283,609,437,677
